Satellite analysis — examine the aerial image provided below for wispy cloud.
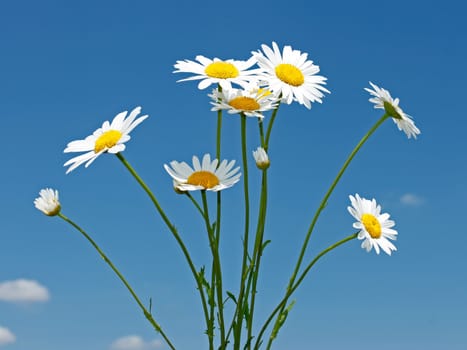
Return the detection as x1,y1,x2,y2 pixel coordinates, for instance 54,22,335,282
0,279,50,303
400,193,425,206
0,327,16,346
110,335,163,350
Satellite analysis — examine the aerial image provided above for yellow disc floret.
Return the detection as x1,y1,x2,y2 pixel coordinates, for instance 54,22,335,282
94,130,122,153
205,61,239,79
361,213,382,239
256,88,272,98
275,63,305,86
187,171,220,189
228,96,261,111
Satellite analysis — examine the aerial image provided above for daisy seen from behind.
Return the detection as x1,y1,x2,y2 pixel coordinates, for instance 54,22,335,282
209,85,279,119
63,107,148,174
347,194,398,255
252,41,329,109
164,154,241,192
365,82,420,139
34,188,61,216
173,55,259,91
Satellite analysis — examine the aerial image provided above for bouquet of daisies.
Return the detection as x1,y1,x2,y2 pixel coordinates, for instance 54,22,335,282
35,41,419,350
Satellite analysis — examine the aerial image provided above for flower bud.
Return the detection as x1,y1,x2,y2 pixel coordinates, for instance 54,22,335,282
253,147,270,170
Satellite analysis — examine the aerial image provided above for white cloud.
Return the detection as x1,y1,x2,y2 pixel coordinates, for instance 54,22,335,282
149,340,163,348
0,279,50,303
110,335,163,350
0,327,16,346
400,193,425,206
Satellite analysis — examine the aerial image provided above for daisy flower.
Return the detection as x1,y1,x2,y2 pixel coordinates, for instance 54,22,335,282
173,55,259,90
164,154,241,192
252,146,270,170
365,82,420,139
252,42,329,109
347,194,398,256
209,85,279,119
34,188,61,216
63,107,148,174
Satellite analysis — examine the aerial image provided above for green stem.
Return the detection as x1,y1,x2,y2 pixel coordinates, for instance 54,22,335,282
204,192,216,350
264,102,281,151
216,90,223,161
58,213,177,350
233,114,251,349
215,89,225,348
258,119,266,148
185,192,204,218
185,192,216,349
265,114,389,346
201,191,226,348
255,233,358,350
115,153,210,335
246,169,268,349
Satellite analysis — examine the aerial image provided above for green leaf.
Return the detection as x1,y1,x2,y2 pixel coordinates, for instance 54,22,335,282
271,300,296,340
261,240,271,251
226,291,237,305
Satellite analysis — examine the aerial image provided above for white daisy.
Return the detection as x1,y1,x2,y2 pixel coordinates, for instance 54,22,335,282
209,85,279,119
34,188,61,216
252,147,270,170
63,107,148,174
164,154,241,192
347,194,398,256
365,82,420,139
252,42,329,109
173,55,260,91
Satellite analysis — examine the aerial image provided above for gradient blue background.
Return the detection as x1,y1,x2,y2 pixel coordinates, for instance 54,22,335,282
1,0,466,349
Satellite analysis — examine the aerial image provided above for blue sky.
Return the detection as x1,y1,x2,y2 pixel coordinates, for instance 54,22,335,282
1,0,466,349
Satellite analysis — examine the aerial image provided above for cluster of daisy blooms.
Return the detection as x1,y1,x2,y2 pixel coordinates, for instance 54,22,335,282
34,41,420,349
175,41,329,111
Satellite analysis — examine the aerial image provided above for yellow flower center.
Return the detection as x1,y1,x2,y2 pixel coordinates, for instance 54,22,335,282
361,213,382,239
187,171,220,189
257,88,272,98
228,96,261,111
205,61,239,79
94,130,122,153
275,63,304,86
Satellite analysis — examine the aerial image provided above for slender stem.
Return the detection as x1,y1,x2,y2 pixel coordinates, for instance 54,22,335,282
202,192,216,350
242,115,269,349
201,191,226,348
246,110,272,346
216,91,223,161
184,192,204,218
255,233,358,350
115,153,210,333
293,233,358,296
233,114,251,349
185,191,216,349
258,119,266,148
265,114,389,346
246,169,268,348
214,88,225,348
215,191,224,348
264,102,281,151
58,213,177,350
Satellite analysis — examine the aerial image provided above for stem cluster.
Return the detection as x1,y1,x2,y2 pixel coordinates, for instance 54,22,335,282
53,107,390,349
